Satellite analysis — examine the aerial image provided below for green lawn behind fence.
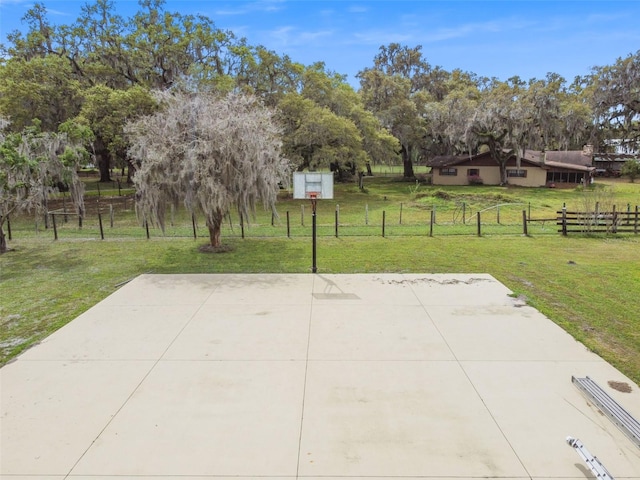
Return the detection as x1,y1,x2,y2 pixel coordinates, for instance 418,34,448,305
1,176,640,386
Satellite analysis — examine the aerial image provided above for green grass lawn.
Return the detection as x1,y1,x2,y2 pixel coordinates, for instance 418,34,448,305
2,177,640,386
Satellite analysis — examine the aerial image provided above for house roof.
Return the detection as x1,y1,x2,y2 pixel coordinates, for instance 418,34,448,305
544,150,593,167
428,150,595,172
427,151,504,168
427,154,474,168
594,153,640,162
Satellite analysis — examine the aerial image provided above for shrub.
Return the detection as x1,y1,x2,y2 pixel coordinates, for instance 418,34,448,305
621,159,640,183
468,175,484,185
433,190,452,200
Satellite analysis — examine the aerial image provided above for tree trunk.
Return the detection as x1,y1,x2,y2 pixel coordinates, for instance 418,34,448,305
0,222,7,254
401,144,415,178
206,210,224,248
127,158,136,184
97,149,113,183
485,136,510,185
94,137,113,183
499,161,508,185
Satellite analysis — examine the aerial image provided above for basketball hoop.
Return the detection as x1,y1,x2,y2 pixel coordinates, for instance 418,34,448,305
292,173,333,274
307,191,319,211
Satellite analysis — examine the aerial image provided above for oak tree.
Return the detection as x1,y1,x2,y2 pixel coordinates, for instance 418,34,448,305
0,119,89,253
126,90,290,249
358,44,449,178
590,50,640,152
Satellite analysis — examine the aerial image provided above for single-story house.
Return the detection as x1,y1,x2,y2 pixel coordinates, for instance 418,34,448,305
593,153,639,176
427,148,595,187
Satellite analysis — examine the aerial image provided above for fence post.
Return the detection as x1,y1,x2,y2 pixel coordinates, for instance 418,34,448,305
429,210,434,237
192,214,197,239
562,207,567,236
240,213,245,239
6,215,11,240
476,211,481,237
286,211,290,238
301,204,305,227
62,195,68,223
78,208,83,229
335,210,339,238
522,210,528,236
635,206,639,235
110,204,114,228
399,203,403,224
497,205,500,224
98,213,104,240
365,204,369,225
51,213,58,240
382,211,386,238
43,192,49,229
462,202,466,224
145,219,150,239
612,205,618,234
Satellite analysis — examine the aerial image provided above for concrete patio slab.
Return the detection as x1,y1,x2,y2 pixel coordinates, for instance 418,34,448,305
2,273,639,480
426,304,597,361
99,274,225,306
1,360,155,474
70,361,306,476
463,360,640,477
298,360,528,477
308,304,453,361
204,273,315,306
163,304,311,361
19,304,200,361
312,274,422,305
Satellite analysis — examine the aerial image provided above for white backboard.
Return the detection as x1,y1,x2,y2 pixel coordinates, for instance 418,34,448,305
293,172,334,199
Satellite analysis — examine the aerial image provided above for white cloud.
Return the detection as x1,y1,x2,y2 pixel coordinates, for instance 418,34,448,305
268,25,334,47
0,0,32,5
46,8,74,17
214,0,285,16
348,15,537,47
585,12,630,24
348,5,368,14
351,29,414,46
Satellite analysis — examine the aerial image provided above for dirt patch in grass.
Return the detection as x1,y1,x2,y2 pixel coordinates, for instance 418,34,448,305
198,244,235,253
416,190,516,204
608,380,632,393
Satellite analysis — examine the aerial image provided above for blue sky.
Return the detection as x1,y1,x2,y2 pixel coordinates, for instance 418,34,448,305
1,0,639,88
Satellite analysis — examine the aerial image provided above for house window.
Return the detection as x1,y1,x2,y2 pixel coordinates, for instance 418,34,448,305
440,168,458,176
507,169,527,178
467,168,480,176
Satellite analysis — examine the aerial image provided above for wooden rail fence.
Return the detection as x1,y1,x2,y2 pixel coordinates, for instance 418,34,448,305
558,206,640,235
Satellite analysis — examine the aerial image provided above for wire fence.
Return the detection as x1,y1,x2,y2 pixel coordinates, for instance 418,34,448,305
3,194,590,244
